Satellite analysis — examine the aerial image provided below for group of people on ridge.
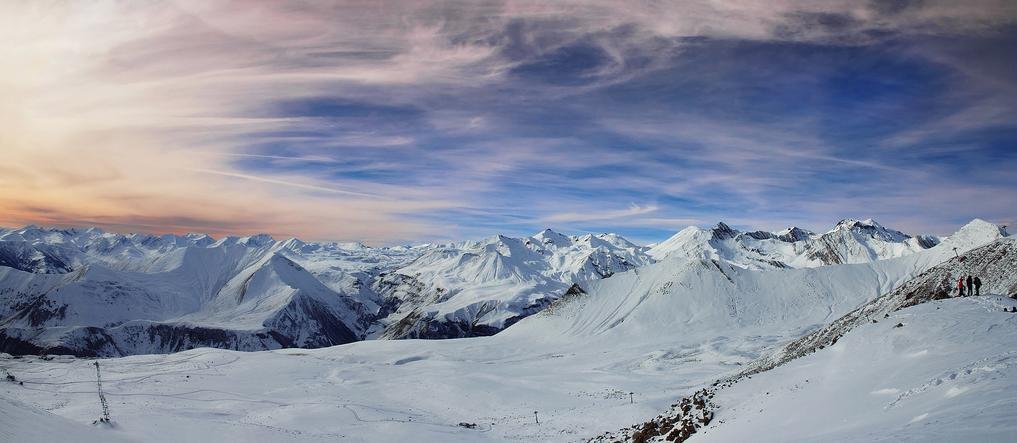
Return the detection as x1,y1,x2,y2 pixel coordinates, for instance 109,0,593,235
957,275,983,297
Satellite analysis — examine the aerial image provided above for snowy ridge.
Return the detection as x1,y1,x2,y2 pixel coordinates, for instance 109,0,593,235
647,219,942,270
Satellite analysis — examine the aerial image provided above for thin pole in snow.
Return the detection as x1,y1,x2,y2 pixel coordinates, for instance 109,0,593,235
630,392,634,404
952,247,959,258
534,411,539,424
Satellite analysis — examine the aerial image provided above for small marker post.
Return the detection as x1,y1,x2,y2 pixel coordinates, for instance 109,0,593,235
534,411,539,424
629,392,634,404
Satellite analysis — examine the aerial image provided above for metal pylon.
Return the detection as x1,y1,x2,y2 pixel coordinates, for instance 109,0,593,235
94,361,111,423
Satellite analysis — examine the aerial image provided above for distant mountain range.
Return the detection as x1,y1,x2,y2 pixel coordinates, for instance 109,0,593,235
0,219,992,357
647,218,940,269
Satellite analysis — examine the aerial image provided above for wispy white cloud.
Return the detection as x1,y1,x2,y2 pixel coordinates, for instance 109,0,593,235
0,1,1014,242
543,204,659,223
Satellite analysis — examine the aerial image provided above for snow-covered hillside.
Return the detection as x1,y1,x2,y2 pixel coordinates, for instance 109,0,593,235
696,296,1017,442
648,219,940,270
0,395,135,443
0,219,1011,442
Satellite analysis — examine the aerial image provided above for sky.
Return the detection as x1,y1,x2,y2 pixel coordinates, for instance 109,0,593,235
1,0,1015,245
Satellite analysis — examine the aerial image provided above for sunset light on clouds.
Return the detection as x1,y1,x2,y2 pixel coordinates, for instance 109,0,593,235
2,1,1015,243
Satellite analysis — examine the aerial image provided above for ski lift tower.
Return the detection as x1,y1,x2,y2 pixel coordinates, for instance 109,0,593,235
93,361,111,424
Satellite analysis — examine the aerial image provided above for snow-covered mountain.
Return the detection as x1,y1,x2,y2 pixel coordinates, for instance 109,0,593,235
648,219,941,270
373,229,652,339
0,227,426,356
0,226,650,355
1,219,1010,442
0,219,986,357
594,221,1014,442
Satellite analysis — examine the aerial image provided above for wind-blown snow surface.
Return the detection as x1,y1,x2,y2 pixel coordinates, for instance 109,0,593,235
0,220,1010,442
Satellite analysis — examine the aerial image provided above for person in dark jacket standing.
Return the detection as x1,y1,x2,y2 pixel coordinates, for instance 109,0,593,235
967,276,974,296
974,276,982,296
958,277,966,296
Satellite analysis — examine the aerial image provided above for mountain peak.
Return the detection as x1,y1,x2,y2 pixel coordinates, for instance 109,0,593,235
532,228,571,246
241,234,276,246
835,218,880,229
943,219,1008,250
711,222,738,240
831,218,909,242
776,227,815,242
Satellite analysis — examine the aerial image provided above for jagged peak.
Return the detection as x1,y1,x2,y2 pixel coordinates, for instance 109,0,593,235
711,222,738,240
532,228,571,246
18,224,45,232
281,237,307,249
216,234,276,247
535,227,562,236
778,226,814,236
829,218,910,242
775,226,815,242
239,234,276,246
835,218,878,229
595,232,639,248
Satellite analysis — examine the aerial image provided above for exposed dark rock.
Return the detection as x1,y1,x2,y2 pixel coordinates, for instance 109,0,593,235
776,227,815,243
592,388,715,443
711,222,738,241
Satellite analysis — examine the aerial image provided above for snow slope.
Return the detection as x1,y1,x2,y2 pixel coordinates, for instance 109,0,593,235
695,296,1017,442
746,235,1017,375
0,394,136,443
648,219,940,270
0,220,1009,442
590,224,1014,442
